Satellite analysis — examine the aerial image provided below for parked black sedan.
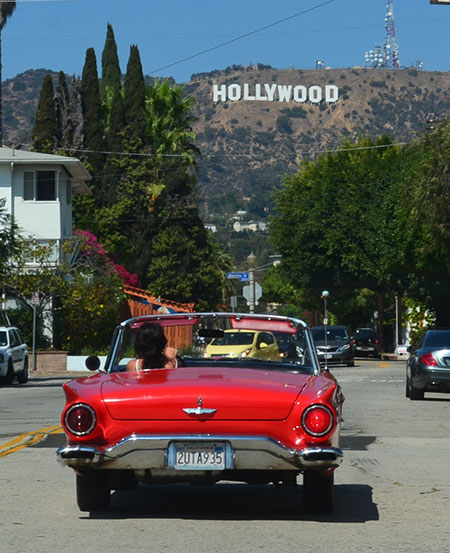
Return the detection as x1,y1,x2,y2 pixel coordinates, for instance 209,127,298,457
406,329,450,400
352,328,380,358
311,325,354,367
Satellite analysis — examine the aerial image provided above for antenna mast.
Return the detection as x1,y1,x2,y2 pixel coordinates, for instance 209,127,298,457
385,0,400,68
365,0,400,69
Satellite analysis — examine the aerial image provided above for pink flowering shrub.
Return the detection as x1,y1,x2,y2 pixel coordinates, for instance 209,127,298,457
74,229,140,288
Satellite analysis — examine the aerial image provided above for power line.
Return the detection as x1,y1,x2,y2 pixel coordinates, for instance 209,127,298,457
54,140,410,165
149,0,337,75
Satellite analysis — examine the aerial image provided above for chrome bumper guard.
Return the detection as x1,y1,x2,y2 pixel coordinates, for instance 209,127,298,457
57,435,343,472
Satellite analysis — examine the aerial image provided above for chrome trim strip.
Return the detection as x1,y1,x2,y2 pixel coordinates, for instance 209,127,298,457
57,435,343,472
182,408,217,415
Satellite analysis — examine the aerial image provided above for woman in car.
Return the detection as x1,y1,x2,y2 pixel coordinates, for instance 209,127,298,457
126,323,178,371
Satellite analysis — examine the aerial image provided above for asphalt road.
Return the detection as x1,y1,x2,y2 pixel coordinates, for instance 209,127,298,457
1,359,449,553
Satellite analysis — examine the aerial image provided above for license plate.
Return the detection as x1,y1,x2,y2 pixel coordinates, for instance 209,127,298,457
324,354,333,359
173,442,226,470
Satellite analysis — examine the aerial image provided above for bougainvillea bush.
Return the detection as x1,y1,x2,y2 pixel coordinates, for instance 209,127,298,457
58,231,139,354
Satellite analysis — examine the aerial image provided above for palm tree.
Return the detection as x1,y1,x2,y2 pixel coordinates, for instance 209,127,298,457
0,1,16,145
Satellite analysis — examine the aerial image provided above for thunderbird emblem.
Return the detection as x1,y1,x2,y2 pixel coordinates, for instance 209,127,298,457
183,396,217,415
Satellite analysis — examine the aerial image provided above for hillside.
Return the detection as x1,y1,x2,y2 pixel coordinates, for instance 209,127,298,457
4,66,450,217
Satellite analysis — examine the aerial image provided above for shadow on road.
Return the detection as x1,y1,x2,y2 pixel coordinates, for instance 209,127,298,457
84,482,378,523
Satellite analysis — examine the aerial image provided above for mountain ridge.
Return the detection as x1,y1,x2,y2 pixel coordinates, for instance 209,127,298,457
3,66,450,216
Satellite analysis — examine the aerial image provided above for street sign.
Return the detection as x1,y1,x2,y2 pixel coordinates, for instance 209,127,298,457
226,272,250,281
243,282,262,305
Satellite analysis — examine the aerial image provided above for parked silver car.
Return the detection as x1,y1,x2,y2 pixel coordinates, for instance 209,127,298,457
0,326,29,384
311,325,354,367
406,329,450,400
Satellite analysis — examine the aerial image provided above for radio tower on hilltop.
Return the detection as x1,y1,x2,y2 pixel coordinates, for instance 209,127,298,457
365,0,400,69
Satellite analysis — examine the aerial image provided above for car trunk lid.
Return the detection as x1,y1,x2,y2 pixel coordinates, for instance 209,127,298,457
101,366,310,421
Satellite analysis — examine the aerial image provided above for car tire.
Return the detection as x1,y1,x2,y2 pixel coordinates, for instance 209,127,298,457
17,358,29,384
2,360,14,385
405,377,411,398
302,470,334,514
346,361,355,367
76,471,110,512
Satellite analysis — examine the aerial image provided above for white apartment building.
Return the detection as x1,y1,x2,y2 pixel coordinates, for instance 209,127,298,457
0,147,91,262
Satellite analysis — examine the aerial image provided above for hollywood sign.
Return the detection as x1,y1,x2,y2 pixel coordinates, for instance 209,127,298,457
212,83,339,104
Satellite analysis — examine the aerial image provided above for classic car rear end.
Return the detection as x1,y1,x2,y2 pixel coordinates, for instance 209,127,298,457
57,313,344,514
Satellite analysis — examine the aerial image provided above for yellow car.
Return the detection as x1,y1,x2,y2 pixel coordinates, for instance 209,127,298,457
204,329,280,360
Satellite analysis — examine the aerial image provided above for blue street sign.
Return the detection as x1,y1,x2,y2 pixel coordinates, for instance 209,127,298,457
226,272,250,281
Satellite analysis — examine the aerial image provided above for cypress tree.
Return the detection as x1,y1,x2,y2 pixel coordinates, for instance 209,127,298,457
102,88,125,206
101,23,121,98
123,45,147,147
81,47,106,177
31,74,58,153
55,71,83,151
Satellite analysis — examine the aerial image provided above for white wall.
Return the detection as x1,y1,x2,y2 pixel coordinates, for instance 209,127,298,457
13,164,64,240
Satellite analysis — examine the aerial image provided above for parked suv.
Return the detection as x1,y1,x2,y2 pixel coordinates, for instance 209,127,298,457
352,328,380,358
0,326,29,384
311,325,354,366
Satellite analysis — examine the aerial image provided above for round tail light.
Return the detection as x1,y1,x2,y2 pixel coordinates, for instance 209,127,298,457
64,403,96,436
302,405,334,437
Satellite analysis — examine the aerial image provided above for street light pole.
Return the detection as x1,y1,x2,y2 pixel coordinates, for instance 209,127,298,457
247,252,256,313
321,290,330,370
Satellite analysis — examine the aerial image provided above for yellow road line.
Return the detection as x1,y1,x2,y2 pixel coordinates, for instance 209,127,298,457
0,424,63,458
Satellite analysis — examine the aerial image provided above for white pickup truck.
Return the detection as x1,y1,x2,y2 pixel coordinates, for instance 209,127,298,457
0,326,29,384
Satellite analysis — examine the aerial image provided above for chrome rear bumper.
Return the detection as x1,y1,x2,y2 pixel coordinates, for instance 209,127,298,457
57,435,343,472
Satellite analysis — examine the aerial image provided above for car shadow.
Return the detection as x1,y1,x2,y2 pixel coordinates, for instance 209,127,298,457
85,482,378,522
1,376,79,389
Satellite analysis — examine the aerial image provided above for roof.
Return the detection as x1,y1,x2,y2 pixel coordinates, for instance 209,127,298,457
0,147,91,195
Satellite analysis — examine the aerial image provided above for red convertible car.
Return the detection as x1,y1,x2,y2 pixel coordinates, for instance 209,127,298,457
57,313,344,514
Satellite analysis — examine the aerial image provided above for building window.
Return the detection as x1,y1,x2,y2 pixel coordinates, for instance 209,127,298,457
66,180,72,205
37,171,56,200
23,170,57,201
24,172,34,200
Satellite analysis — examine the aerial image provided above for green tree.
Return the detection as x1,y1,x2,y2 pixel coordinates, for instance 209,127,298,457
55,72,82,151
270,135,411,341
81,47,106,177
145,79,198,162
123,45,147,146
401,123,450,325
146,224,223,311
31,74,58,153
101,23,121,99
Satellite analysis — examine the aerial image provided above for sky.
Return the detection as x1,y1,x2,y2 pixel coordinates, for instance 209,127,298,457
2,0,450,83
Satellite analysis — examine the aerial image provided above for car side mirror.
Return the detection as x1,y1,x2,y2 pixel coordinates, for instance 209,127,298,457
85,355,101,371
258,342,268,349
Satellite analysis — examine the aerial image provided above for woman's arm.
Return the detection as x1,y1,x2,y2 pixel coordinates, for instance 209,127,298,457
126,359,138,372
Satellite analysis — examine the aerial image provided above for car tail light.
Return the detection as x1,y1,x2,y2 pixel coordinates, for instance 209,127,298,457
420,352,438,366
375,338,379,344
302,405,334,437
64,403,97,436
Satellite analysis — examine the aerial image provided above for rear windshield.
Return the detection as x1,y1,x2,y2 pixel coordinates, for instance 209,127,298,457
0,331,7,347
211,332,255,346
424,331,450,348
355,329,376,339
312,328,349,341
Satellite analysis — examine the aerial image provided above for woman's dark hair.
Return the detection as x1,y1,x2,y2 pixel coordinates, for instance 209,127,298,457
134,323,168,369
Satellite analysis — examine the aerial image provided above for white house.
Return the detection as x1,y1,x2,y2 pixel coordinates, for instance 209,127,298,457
0,147,91,262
